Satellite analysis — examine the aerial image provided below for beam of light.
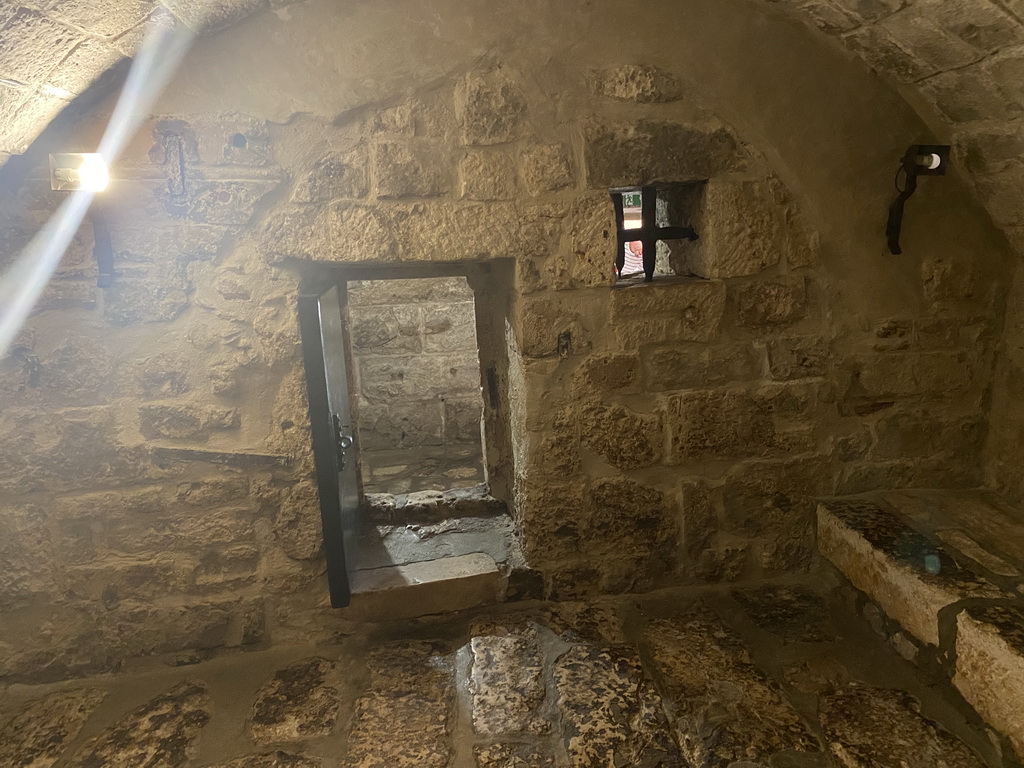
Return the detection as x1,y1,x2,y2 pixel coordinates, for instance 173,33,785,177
0,22,194,359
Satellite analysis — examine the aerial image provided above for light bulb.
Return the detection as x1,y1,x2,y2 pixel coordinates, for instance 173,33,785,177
77,155,109,192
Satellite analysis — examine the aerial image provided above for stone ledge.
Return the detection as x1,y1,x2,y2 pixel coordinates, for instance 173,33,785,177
346,552,504,620
954,604,1024,760
817,497,1003,645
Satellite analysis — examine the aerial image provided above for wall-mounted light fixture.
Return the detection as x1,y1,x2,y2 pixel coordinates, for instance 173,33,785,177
886,144,950,255
48,152,114,286
49,152,109,192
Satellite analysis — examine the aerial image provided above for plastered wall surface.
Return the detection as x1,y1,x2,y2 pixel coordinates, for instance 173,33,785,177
0,0,1013,682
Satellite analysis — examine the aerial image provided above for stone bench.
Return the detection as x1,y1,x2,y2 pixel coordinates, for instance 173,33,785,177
817,490,1024,759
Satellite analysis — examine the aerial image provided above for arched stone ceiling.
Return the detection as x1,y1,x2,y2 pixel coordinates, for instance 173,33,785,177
0,0,1021,247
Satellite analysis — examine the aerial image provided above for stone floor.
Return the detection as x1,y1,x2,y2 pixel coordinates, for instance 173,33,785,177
817,489,1024,762
1,572,1013,768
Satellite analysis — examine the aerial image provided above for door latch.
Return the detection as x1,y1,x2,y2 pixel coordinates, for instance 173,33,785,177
332,413,354,471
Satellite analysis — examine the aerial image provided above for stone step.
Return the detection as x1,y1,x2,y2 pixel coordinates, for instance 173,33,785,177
346,552,504,620
817,490,1024,761
954,605,1024,760
817,496,1004,646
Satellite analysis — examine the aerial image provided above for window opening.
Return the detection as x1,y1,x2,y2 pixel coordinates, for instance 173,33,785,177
611,185,699,282
346,275,487,494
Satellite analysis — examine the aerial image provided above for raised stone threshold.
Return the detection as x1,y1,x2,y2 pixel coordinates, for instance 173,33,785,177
345,491,532,620
818,489,1024,759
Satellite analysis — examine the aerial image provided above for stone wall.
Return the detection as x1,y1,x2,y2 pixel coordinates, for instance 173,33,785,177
0,0,1012,682
347,276,485,494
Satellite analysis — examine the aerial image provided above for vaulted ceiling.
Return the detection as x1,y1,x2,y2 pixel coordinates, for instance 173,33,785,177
0,0,1021,249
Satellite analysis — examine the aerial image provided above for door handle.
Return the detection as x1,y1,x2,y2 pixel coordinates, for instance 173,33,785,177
332,413,354,471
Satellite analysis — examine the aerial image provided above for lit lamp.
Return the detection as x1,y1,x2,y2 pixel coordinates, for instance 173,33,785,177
48,152,114,286
886,144,950,255
49,152,109,192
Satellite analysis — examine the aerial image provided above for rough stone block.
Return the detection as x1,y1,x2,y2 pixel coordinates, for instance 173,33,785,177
721,456,831,536
667,387,776,461
423,301,479,352
345,641,453,768
553,644,681,768
168,0,266,34
572,353,641,398
66,681,210,767
139,403,239,440
0,688,106,768
567,193,617,289
582,477,676,562
443,397,483,443
349,304,421,353
734,276,807,326
469,617,546,736
954,605,1024,759
644,607,818,765
585,120,744,187
590,64,682,102
829,0,903,22
876,8,982,73
207,753,322,768
518,293,603,358
644,343,761,391
274,481,324,561
675,179,785,278
580,403,663,470
680,480,716,559
817,499,1003,644
515,478,586,563
249,658,340,745
819,684,986,768
610,279,725,347
292,149,368,202
459,150,516,200
260,206,330,261
766,335,828,380
0,10,81,84
475,743,554,768
520,144,573,195
915,0,1024,54
842,24,935,83
872,410,983,460
185,179,278,226
347,553,502,619
456,68,527,145
374,141,450,198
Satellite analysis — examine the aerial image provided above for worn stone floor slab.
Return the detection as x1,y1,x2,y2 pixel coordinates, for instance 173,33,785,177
644,605,819,766
554,643,681,768
66,680,210,768
954,604,1024,760
343,640,454,768
207,752,322,767
819,684,985,768
469,616,547,736
474,742,555,768
347,552,502,619
732,585,836,643
0,687,105,768
817,498,1002,644
249,657,340,745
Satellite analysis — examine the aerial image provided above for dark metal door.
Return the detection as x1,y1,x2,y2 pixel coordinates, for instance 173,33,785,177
298,285,359,608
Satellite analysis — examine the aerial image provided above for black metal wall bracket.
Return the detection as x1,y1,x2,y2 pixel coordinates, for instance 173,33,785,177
886,144,950,256
611,186,698,282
